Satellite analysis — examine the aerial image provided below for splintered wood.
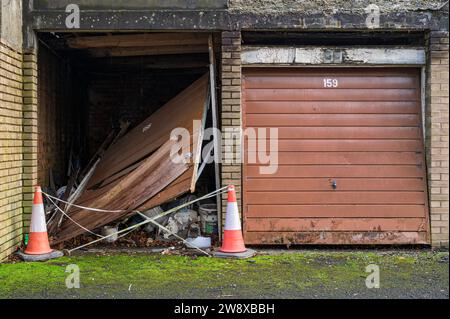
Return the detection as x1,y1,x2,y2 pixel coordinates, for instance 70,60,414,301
48,74,209,244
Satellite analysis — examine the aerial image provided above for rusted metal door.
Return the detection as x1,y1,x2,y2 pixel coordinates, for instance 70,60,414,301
242,68,430,245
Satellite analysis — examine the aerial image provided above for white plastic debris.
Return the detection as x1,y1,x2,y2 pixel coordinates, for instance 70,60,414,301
163,210,198,239
185,236,211,249
101,226,118,243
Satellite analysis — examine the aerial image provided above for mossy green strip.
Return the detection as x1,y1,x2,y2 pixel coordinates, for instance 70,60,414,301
0,251,448,299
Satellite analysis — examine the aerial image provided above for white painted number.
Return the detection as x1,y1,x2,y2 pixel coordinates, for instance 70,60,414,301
323,78,339,88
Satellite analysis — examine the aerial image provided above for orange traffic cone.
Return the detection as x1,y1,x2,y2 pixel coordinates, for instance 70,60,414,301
17,186,63,261
215,185,255,259
25,186,52,255
220,185,246,253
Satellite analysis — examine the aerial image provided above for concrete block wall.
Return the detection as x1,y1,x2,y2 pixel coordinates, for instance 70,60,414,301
0,41,23,261
427,30,449,248
220,31,243,223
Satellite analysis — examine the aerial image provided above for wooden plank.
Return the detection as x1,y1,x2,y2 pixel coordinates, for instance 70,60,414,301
244,76,418,89
245,218,427,232
245,114,420,127
245,204,426,218
89,45,208,57
68,33,209,49
243,231,428,245
51,139,190,244
190,89,209,192
244,192,426,205
208,35,223,239
244,152,423,165
246,140,422,152
245,178,426,191
246,165,425,178
138,169,193,211
245,101,419,114
245,88,418,101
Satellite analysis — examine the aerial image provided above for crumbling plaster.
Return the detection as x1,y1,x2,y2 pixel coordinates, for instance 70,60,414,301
0,0,23,51
229,0,448,13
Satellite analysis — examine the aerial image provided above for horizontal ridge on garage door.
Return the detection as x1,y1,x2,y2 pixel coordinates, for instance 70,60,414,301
244,76,419,89
245,218,427,232
245,178,426,191
245,204,426,218
246,140,422,152
244,231,428,245
245,127,421,139
245,89,418,101
245,101,419,114
246,114,420,127
245,192,426,204
246,165,424,178
244,152,423,165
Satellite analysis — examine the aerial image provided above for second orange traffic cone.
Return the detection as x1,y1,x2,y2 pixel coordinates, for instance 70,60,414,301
214,185,255,259
220,185,247,253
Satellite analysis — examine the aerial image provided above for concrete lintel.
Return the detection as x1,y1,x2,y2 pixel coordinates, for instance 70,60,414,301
28,9,447,32
23,7,448,51
242,47,426,65
33,0,229,10
30,10,231,32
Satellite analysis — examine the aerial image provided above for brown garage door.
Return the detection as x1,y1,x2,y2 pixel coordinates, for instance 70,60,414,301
242,68,430,245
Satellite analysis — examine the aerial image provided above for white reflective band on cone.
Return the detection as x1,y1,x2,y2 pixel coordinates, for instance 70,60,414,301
224,202,241,230
30,204,48,233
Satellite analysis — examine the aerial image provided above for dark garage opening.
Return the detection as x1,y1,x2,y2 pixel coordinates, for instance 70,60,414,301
36,32,220,246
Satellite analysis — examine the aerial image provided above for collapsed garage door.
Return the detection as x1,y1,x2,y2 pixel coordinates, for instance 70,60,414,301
242,68,430,245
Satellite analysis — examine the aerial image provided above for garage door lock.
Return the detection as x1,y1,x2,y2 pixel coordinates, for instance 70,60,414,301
331,180,337,190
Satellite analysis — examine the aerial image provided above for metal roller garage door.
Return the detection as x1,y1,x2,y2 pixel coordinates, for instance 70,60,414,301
242,68,430,245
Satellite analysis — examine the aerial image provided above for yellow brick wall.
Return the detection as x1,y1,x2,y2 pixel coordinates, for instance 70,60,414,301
22,51,38,231
221,31,242,224
0,40,23,261
427,31,449,248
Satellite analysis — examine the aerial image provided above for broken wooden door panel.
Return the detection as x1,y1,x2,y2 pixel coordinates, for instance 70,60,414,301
50,139,189,243
138,169,194,211
87,73,209,189
49,73,209,244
